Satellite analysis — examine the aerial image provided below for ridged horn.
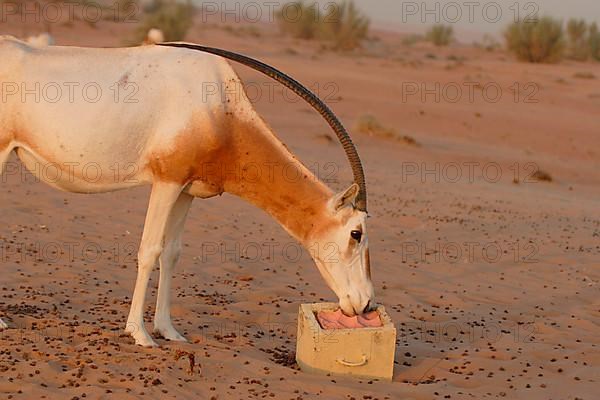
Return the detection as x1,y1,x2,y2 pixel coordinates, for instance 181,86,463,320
157,42,368,212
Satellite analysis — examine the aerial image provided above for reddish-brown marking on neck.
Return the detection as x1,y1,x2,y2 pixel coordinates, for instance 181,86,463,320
148,110,336,243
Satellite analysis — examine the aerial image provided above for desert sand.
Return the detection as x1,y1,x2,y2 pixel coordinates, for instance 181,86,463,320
1,8,599,400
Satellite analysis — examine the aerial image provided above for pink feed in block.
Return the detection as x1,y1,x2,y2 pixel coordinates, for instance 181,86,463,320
317,309,383,329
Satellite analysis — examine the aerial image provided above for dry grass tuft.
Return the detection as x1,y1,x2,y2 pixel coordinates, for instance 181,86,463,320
531,169,553,182
426,24,454,46
504,17,565,63
355,115,419,146
355,115,395,138
567,18,589,60
590,23,600,60
276,1,369,51
573,72,596,79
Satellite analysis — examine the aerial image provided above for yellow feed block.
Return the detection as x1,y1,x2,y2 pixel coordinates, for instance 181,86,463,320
295,303,396,381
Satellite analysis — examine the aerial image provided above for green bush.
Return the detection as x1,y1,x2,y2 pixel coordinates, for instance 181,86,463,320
566,18,589,60
426,24,454,46
504,17,564,63
276,1,369,51
133,0,194,43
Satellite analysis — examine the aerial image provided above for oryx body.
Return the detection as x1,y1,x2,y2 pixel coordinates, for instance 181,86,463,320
0,36,374,346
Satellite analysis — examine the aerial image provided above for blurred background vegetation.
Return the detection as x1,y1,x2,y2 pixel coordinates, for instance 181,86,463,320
1,0,599,64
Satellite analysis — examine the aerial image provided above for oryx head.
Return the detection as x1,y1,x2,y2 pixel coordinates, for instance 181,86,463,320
310,183,374,316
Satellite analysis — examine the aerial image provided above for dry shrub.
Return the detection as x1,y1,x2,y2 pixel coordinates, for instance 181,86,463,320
588,22,600,61
276,1,369,51
504,17,564,63
133,0,194,43
322,1,370,51
565,19,600,61
567,19,589,60
426,24,454,46
276,1,320,40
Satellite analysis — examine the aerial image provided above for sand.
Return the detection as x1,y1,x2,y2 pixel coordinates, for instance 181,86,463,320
1,8,599,400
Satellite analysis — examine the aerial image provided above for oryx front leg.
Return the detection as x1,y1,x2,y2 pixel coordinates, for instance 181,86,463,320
125,182,183,347
153,192,193,342
0,145,14,175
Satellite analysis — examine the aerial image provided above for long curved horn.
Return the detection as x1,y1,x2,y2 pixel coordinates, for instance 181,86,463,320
157,42,368,212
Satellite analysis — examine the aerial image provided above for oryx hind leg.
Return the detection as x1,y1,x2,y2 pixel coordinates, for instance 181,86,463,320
125,181,184,347
153,191,193,341
0,144,14,175
0,144,13,329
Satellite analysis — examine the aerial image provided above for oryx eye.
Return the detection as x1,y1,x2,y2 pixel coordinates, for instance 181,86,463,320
350,230,362,242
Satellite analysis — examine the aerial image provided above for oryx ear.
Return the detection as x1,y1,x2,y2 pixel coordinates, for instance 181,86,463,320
330,183,360,212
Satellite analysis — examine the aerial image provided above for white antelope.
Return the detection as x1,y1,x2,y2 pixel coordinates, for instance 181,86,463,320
0,37,374,347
